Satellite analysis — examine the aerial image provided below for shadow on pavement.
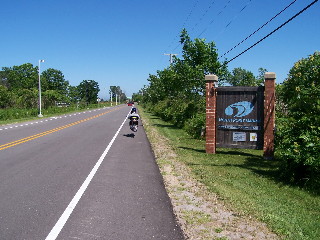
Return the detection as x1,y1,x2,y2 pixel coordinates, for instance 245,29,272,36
123,133,135,138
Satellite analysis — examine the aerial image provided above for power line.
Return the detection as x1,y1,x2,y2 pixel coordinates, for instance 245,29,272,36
226,0,319,64
166,0,199,52
172,0,232,52
219,0,297,59
215,0,253,38
173,0,250,51
171,0,249,51
197,0,232,38
183,0,200,29
190,0,216,33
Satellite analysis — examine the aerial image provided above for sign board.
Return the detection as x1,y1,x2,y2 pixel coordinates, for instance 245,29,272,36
250,133,258,141
216,86,264,149
55,102,70,107
233,132,246,141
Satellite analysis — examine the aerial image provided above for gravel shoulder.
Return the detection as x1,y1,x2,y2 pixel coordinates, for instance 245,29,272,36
142,117,279,240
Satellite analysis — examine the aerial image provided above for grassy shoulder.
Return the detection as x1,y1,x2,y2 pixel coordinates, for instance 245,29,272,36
0,103,115,126
140,107,320,240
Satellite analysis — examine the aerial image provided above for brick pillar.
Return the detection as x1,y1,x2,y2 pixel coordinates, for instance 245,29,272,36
263,72,276,159
205,74,218,154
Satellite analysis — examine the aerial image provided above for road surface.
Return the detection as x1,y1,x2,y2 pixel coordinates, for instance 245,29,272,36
0,105,184,240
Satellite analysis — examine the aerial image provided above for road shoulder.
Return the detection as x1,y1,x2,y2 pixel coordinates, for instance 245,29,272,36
141,112,279,240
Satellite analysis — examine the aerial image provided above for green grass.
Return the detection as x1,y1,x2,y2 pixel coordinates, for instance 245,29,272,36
0,102,114,125
140,108,320,240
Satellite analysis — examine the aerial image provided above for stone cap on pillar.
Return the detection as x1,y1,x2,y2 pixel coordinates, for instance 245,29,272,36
205,74,218,82
264,72,276,79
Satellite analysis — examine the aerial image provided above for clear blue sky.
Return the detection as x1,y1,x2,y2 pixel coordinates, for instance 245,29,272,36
1,0,319,100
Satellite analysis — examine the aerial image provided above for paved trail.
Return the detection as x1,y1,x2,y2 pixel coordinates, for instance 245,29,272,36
0,105,184,240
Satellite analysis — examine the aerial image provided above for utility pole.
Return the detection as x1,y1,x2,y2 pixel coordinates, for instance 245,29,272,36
164,53,178,64
38,59,45,117
109,90,113,106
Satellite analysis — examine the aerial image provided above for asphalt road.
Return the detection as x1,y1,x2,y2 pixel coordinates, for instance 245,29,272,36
0,105,184,240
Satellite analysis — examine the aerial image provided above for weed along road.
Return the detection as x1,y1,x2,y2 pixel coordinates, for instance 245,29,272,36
0,105,184,240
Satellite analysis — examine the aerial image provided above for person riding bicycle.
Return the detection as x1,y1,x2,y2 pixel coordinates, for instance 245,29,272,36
128,107,140,130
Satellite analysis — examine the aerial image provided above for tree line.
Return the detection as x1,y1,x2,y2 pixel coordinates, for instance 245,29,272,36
109,86,127,103
133,29,266,136
0,63,100,109
134,29,320,193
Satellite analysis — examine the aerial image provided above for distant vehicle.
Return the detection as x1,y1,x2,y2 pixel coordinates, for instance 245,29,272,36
127,102,134,106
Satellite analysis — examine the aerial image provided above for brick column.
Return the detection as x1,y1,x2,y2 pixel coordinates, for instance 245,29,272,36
205,74,218,154
263,72,276,159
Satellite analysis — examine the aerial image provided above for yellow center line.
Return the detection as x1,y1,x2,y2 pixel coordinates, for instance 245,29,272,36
0,106,125,151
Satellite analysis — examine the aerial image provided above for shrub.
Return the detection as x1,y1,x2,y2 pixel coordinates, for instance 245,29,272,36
14,88,38,109
168,99,191,128
184,113,205,138
0,108,38,121
0,86,15,108
276,52,320,191
152,99,172,121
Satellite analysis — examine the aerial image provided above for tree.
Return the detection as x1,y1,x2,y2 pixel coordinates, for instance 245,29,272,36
110,86,126,103
42,68,69,95
0,85,14,108
14,88,38,108
276,51,320,190
42,90,69,108
180,28,221,75
132,92,143,103
256,67,267,86
38,68,71,107
144,29,225,104
141,29,225,134
227,67,257,86
109,86,117,99
179,28,227,87
110,86,121,97
2,63,38,90
0,71,9,87
226,67,267,86
119,91,127,103
68,85,80,103
78,80,100,104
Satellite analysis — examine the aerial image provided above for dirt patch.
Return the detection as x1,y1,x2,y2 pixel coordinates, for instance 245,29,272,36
142,118,279,240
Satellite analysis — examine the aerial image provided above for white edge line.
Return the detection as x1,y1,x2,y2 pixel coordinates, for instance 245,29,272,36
45,111,130,240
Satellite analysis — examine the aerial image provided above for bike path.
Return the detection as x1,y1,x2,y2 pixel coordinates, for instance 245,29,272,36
55,115,185,239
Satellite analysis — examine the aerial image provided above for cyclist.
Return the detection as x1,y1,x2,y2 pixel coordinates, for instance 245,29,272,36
128,108,140,131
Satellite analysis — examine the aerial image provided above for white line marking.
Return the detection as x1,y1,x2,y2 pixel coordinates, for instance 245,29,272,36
45,112,129,240
0,108,108,132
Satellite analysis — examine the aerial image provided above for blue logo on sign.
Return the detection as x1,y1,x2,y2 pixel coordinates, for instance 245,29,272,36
225,101,254,117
